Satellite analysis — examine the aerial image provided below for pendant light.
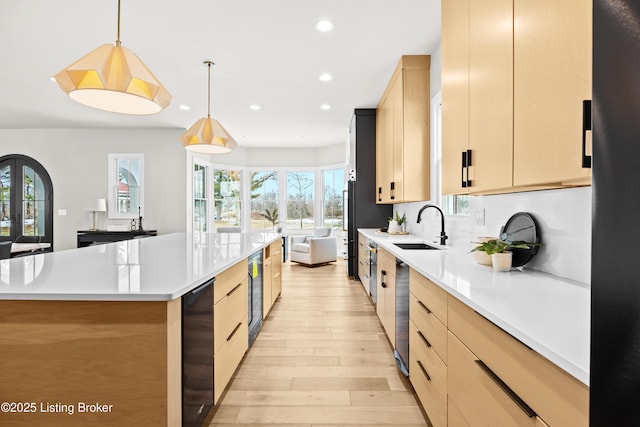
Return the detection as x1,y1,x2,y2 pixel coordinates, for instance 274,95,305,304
53,0,171,115
180,61,237,154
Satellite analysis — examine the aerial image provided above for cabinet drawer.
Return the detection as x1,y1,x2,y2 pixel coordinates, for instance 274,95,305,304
410,268,447,325
378,248,396,272
410,293,447,362
214,279,248,353
448,331,538,427
410,340,447,427
448,296,588,427
214,315,248,404
448,399,470,427
410,321,447,398
270,241,281,261
214,259,248,304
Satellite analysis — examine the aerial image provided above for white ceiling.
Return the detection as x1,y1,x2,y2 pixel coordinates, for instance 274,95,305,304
0,0,441,148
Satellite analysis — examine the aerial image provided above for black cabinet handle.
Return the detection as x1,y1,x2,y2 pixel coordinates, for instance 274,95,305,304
475,359,536,418
417,360,431,381
582,100,592,168
466,149,473,187
390,182,395,200
378,187,382,202
417,300,432,314
461,151,467,188
227,322,243,341
417,330,432,348
226,283,242,297
381,270,387,288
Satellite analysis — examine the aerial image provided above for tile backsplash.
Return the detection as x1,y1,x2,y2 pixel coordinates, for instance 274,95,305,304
395,187,591,285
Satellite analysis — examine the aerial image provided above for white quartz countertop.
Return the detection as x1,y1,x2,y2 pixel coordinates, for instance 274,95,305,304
0,232,280,302
359,229,590,386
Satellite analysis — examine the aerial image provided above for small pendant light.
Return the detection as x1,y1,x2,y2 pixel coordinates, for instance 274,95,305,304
180,61,237,154
53,0,171,115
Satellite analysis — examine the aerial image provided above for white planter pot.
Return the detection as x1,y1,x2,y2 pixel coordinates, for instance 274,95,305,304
388,220,401,234
473,251,493,266
492,251,513,272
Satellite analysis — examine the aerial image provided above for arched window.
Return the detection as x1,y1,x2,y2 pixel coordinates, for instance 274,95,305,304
0,154,53,248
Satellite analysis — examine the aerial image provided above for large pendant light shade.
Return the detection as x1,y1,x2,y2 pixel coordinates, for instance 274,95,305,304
180,61,237,154
53,0,171,115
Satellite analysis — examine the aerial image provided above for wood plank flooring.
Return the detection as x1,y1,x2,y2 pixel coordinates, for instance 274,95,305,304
208,260,428,426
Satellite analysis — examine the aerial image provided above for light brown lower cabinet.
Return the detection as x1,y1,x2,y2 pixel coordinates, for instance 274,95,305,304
410,322,447,427
213,258,249,404
406,269,588,427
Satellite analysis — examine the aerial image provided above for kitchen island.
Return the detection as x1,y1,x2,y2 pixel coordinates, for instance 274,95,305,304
0,232,279,427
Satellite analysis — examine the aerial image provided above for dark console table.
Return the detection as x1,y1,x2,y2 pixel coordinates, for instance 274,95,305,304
77,230,158,248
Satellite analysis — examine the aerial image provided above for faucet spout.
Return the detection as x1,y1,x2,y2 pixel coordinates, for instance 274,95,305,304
416,204,448,246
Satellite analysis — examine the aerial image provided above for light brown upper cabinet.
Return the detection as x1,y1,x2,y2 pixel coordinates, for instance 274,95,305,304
513,0,592,187
442,0,592,195
376,55,430,204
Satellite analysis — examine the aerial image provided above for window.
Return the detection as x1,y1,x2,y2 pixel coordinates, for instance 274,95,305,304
0,154,53,245
322,168,345,229
214,169,242,229
250,171,279,230
193,163,208,232
286,171,315,230
108,153,144,219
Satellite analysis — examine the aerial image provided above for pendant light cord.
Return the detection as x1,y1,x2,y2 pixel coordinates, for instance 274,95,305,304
116,0,121,46
205,60,214,118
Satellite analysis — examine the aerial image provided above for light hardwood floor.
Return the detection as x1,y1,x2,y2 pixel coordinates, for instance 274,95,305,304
209,260,428,426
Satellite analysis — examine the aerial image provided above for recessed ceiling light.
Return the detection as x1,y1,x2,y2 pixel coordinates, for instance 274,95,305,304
319,73,332,82
249,104,261,111
178,105,190,111
320,104,331,110
316,20,333,32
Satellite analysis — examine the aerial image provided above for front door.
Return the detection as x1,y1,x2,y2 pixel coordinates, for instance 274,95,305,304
0,155,53,247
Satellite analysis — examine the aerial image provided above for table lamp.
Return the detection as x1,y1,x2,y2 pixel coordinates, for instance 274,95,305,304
86,199,107,231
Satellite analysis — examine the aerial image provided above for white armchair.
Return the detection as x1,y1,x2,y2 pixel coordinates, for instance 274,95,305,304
290,228,337,266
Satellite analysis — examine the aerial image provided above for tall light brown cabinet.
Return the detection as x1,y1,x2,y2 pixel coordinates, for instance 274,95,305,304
442,0,592,195
376,55,431,204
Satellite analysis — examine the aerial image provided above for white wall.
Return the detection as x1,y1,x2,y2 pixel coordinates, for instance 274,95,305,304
206,143,346,168
0,128,187,251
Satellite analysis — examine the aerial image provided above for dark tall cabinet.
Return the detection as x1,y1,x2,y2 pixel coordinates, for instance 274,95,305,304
592,1,640,425
347,109,392,278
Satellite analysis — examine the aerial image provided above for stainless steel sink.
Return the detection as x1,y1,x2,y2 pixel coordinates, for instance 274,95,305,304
393,243,440,250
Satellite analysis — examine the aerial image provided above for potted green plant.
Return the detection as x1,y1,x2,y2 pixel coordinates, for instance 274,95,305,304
470,230,538,271
388,212,407,234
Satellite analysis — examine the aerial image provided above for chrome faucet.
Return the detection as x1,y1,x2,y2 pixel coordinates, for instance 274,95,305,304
416,204,448,246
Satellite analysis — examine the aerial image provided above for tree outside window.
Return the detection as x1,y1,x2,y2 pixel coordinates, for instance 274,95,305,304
250,171,279,230
214,169,242,228
323,169,344,229
286,171,314,230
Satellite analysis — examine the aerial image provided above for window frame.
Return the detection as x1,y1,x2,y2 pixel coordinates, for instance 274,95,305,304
107,153,145,220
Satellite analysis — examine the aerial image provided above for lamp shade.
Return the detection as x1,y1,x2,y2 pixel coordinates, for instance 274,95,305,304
54,43,171,115
85,198,107,212
180,117,238,154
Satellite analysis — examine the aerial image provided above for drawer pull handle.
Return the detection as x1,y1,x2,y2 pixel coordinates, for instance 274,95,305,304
417,330,432,348
475,360,536,418
417,360,431,381
227,322,243,341
227,283,242,297
417,300,432,314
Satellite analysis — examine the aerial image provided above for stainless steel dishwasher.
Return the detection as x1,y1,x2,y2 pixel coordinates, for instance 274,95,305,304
394,258,410,376
367,242,378,303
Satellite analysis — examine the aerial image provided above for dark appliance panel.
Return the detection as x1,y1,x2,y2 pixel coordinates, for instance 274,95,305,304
182,280,214,427
248,250,263,346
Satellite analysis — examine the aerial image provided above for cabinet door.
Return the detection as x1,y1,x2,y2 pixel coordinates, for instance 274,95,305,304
402,65,431,202
513,0,592,186
468,0,513,193
448,332,538,427
263,254,272,318
442,0,471,195
391,75,404,203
